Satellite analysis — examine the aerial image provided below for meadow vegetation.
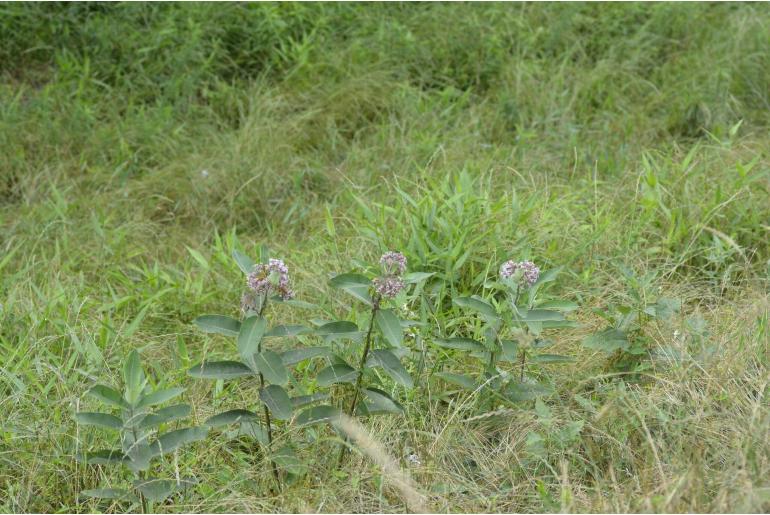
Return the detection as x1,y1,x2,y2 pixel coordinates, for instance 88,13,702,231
1,3,769,512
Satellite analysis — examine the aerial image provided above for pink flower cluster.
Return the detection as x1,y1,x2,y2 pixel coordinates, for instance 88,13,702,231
246,258,294,300
374,251,407,299
499,260,540,288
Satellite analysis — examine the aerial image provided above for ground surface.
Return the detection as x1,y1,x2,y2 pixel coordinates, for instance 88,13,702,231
1,3,769,513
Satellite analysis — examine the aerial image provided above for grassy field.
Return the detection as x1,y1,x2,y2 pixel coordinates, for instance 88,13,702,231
1,3,769,513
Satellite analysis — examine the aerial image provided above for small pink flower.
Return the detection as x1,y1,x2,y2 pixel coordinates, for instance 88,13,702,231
373,275,406,299
499,260,540,288
246,258,294,300
380,251,407,276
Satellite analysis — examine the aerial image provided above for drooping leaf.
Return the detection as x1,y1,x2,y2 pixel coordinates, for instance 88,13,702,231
317,364,358,387
253,351,289,385
150,427,209,456
232,249,255,275
582,328,629,353
135,387,185,410
188,361,253,380
194,315,241,337
433,338,485,353
81,488,130,500
272,445,307,476
329,273,373,305
205,409,259,428
138,404,191,429
266,324,311,338
453,296,499,320
77,449,128,466
516,309,565,322
76,412,123,430
280,346,330,366
260,385,293,420
532,354,575,364
435,372,476,390
291,392,329,408
315,321,362,342
237,316,267,365
359,388,404,415
375,309,403,348
123,350,145,406
295,405,341,426
505,382,554,402
86,384,129,409
366,349,413,388
536,300,579,312
132,479,185,503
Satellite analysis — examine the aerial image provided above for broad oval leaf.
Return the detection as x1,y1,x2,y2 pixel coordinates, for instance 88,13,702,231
582,328,629,353
123,350,145,406
253,351,289,385
505,382,554,402
188,361,253,380
366,349,413,388
315,321,361,341
194,315,241,337
403,272,435,284
280,346,330,366
272,445,307,476
329,273,373,305
295,405,341,426
133,479,185,503
266,324,311,338
205,409,259,428
238,316,267,364
517,309,565,322
135,387,185,410
291,392,329,408
259,385,293,420
499,339,520,362
433,338,485,353
150,426,209,456
232,249,256,275
138,404,191,429
81,488,130,500
360,387,404,415
536,300,579,312
76,412,123,430
317,364,358,387
375,309,403,348
86,384,129,409
453,296,499,320
532,354,575,364
435,372,476,390
77,449,128,466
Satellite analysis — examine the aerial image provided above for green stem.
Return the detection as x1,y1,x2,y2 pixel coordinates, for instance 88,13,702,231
338,295,380,466
519,348,526,382
257,295,281,490
129,413,148,514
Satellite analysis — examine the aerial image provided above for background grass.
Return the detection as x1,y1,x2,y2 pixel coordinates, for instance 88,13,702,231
1,2,769,512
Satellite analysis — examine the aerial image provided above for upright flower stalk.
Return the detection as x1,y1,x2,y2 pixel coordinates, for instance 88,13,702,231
499,260,540,381
338,251,407,466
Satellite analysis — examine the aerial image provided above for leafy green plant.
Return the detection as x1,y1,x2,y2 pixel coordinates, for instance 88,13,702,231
76,350,207,511
582,266,681,370
433,260,576,409
316,251,420,465
188,248,328,486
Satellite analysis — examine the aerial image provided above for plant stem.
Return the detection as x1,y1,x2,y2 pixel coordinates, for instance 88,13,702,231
519,348,526,382
128,416,148,514
257,296,281,489
338,295,380,467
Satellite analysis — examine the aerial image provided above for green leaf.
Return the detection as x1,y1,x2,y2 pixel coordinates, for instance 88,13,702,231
277,299,317,309
505,382,554,402
253,351,289,385
435,372,476,390
260,385,293,420
81,488,130,500
453,296,499,320
186,246,210,270
366,349,413,388
315,321,362,342
188,361,253,380
403,272,435,284
77,449,128,466
232,249,255,275
295,405,341,426
375,309,403,347
536,300,579,312
532,354,575,364
329,273,373,305
272,445,307,476
280,346,330,366
237,315,267,365
86,384,129,409
516,309,565,322
317,364,358,387
647,297,681,320
291,392,329,408
123,350,145,406
433,337,485,353
266,324,311,337
135,387,185,410
133,479,185,503
194,315,241,337
138,404,191,429
582,328,629,353
150,427,209,456
360,388,404,415
205,409,259,428
76,412,123,430
499,339,519,362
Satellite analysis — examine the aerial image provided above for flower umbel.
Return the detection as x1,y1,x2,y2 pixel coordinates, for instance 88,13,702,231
373,275,405,299
500,260,540,288
379,251,407,276
246,258,294,300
